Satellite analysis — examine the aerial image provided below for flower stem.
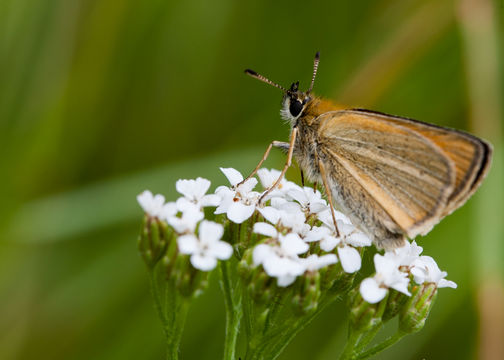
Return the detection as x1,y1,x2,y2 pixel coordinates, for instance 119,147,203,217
353,324,382,355
148,267,168,336
148,266,190,360
219,260,242,360
355,331,407,360
339,328,362,360
165,295,190,360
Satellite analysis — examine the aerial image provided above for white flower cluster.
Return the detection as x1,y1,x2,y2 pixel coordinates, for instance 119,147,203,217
215,168,373,287
137,167,457,297
359,241,457,304
137,177,232,271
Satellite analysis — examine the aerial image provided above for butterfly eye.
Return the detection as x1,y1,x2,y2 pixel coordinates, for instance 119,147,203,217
289,100,303,117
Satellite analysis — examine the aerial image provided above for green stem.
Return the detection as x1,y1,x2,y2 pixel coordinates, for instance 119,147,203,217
338,328,362,360
355,331,407,360
148,268,168,337
354,324,382,355
165,295,190,360
219,261,242,360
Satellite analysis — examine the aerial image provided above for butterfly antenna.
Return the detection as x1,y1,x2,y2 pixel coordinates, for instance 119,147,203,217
306,51,320,94
244,69,288,92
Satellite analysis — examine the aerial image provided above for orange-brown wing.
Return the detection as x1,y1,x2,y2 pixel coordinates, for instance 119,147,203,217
352,110,492,216
316,110,456,239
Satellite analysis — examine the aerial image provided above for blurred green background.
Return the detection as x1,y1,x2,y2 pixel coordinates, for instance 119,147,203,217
1,0,503,359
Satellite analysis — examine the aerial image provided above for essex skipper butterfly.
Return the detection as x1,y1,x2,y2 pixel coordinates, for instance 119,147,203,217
243,52,492,250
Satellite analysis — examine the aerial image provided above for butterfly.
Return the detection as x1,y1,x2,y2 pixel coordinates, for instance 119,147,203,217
243,52,492,250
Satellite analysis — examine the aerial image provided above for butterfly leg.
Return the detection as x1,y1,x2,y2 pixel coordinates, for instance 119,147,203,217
236,140,290,187
300,169,305,187
318,159,341,238
258,127,298,203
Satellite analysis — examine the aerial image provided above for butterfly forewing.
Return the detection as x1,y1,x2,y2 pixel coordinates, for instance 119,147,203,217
316,110,457,241
345,110,492,216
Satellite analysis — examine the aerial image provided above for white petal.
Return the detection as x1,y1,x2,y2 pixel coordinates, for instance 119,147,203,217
160,202,178,220
201,194,221,207
193,177,211,198
287,188,307,206
360,278,388,304
199,220,224,244
177,235,198,254
303,254,338,271
167,217,186,233
304,226,330,242
277,275,297,287
209,241,233,260
227,202,255,223
258,206,281,224
310,202,328,214
175,179,196,199
220,167,243,186
190,254,217,271
137,190,154,211
264,256,304,277
253,222,278,237
318,209,351,225
257,168,281,188
253,244,274,266
137,190,165,216
320,235,340,252
239,177,258,193
438,279,457,289
280,233,309,255
374,253,400,275
390,280,411,296
346,232,372,247
338,245,362,273
339,222,356,236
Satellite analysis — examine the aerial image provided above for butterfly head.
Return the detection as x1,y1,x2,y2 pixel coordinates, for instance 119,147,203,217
245,51,320,126
280,82,311,124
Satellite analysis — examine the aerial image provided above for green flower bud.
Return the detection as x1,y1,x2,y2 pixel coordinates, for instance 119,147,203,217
171,253,209,298
138,215,170,268
382,289,409,322
399,283,437,334
348,287,388,332
292,271,321,315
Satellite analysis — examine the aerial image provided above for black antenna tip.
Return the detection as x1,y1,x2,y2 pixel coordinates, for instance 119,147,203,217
315,51,320,59
244,69,257,76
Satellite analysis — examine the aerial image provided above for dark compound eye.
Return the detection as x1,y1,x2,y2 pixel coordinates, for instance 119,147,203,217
289,100,303,117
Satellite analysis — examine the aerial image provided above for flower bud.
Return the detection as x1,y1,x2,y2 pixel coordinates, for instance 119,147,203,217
138,215,170,268
382,289,409,322
399,283,437,333
171,253,209,298
292,271,321,315
348,287,388,332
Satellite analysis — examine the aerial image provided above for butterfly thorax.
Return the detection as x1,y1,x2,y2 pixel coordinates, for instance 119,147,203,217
284,95,344,183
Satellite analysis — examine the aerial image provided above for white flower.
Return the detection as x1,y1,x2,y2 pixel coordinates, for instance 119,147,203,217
137,190,166,217
287,187,328,215
175,177,221,210
300,254,338,272
252,232,309,287
411,256,457,289
391,240,423,268
177,220,232,271
307,212,371,273
214,168,260,224
360,253,411,304
257,206,310,238
168,201,204,234
257,168,300,198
